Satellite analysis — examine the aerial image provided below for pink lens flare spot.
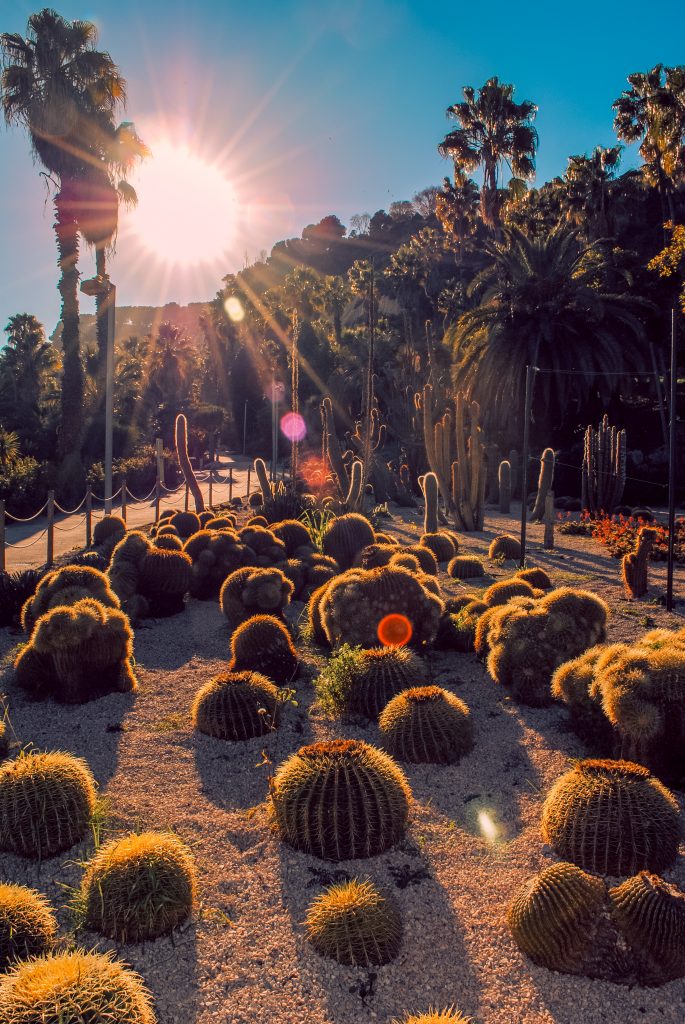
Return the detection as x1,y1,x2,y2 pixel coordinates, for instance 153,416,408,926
280,412,306,442
377,613,413,647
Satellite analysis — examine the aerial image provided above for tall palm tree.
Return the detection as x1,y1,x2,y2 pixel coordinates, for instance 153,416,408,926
438,77,538,231
435,172,480,262
0,314,60,452
0,9,126,488
563,146,622,240
449,225,650,437
613,65,685,224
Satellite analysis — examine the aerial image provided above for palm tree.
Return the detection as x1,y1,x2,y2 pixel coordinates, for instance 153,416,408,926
0,9,126,488
563,146,622,240
449,225,650,438
0,314,60,452
435,173,480,261
145,322,197,437
438,77,538,230
613,65,685,224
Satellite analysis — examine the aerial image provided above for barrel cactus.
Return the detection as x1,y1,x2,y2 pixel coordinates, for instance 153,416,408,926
388,552,421,572
80,831,196,943
184,529,249,599
0,750,96,859
220,567,293,628
360,542,397,569
192,671,279,740
489,534,521,561
379,686,473,764
170,510,201,539
393,1010,473,1023
108,531,151,616
400,544,438,575
322,513,375,570
302,553,339,596
22,564,120,633
238,525,287,566
541,759,680,876
0,950,155,1023
205,514,237,531
420,533,457,563
271,739,410,860
306,582,334,646
0,883,57,971
271,519,312,555
305,877,402,966
435,600,488,653
229,614,298,684
551,645,616,747
315,644,424,719
507,861,608,975
93,513,126,549
15,597,136,703
609,872,685,985
138,548,191,616
517,567,552,589
447,556,485,580
154,533,183,552
320,565,444,649
483,578,536,607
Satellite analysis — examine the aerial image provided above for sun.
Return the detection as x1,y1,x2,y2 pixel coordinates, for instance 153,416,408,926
129,140,238,267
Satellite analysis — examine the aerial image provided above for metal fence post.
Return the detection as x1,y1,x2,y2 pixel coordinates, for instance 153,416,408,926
543,491,555,550
121,478,127,523
209,472,213,509
184,482,189,512
246,468,251,500
46,490,55,567
229,466,233,504
155,477,161,523
85,487,92,547
0,500,5,571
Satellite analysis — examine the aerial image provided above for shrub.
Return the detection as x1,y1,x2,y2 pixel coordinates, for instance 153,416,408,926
0,950,155,1023
483,578,536,607
192,671,279,741
609,872,685,985
447,556,484,580
80,831,196,943
321,566,444,649
322,513,375,570
93,513,126,549
21,564,120,633
0,456,51,519
0,751,96,859
220,567,293,628
420,532,457,562
315,645,424,720
305,878,402,966
271,739,410,860
0,569,44,628
15,597,136,703
541,759,680,876
138,548,192,617
170,510,201,539
0,883,57,971
379,686,473,764
229,614,298,685
488,534,521,560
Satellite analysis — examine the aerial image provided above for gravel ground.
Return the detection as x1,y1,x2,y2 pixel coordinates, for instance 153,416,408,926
0,505,684,1024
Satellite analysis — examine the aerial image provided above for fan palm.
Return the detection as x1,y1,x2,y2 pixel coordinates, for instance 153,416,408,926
438,77,538,230
0,9,125,485
0,314,60,451
563,147,622,240
449,225,650,438
435,173,480,258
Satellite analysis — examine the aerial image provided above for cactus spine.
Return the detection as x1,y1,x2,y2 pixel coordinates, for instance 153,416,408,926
529,447,555,521
582,414,627,514
175,413,204,512
498,459,511,513
622,526,657,598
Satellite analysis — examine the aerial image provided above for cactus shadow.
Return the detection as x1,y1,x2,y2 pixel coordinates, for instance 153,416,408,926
133,600,230,671
274,839,481,1023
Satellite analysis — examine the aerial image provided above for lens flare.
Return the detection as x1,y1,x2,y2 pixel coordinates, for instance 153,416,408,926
478,810,500,843
378,613,413,647
280,412,307,442
224,296,245,322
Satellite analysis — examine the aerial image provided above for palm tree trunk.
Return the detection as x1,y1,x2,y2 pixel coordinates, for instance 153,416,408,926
54,185,84,462
95,246,108,411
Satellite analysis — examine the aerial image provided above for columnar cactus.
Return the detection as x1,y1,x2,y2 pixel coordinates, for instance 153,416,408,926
229,614,299,684
582,414,627,514
220,567,293,628
138,548,191,616
192,671,280,741
609,872,685,985
80,831,196,943
0,883,57,971
0,950,155,1023
622,526,657,599
379,686,473,764
322,513,375,570
488,534,521,561
447,556,485,580
175,412,205,512
498,459,511,513
529,447,555,521
270,739,410,860
305,878,402,966
22,564,120,633
0,751,96,859
541,758,680,876
421,471,439,534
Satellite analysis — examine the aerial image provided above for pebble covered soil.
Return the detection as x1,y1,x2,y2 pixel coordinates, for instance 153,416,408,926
1,509,684,1024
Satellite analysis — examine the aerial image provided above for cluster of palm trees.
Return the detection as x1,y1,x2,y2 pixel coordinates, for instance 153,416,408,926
0,9,148,497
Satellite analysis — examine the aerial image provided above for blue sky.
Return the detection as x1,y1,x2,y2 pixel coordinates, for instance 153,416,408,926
1,0,684,336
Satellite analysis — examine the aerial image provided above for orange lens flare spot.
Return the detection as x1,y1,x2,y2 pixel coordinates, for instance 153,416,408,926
377,613,413,647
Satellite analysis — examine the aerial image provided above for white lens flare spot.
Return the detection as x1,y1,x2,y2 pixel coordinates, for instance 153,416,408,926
280,412,307,442
224,296,245,322
478,810,500,843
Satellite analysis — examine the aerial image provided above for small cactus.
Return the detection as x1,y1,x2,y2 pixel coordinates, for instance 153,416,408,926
21,564,120,633
0,751,96,859
192,671,279,741
360,542,398,569
447,556,484,580
609,872,685,985
271,519,312,555
229,614,298,685
93,513,126,549
400,544,438,575
170,510,201,539
483,578,536,607
271,739,410,860
80,831,196,943
184,529,249,600
420,532,457,562
155,533,183,551
0,883,57,971
393,1011,473,1024
421,471,440,534
488,534,521,561
0,949,155,1023
529,447,555,521
517,567,552,589
138,548,191,616
379,686,473,764
220,567,293,628
322,513,375,570
388,552,421,572
622,526,657,599
205,515,237,530
434,600,488,653
315,645,424,719
305,878,402,966
498,459,511,513
541,758,680,876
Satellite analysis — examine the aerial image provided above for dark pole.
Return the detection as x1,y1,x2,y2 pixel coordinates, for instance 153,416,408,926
519,365,536,568
667,309,678,612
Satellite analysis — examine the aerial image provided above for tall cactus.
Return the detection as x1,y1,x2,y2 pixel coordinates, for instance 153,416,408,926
582,415,627,514
175,414,205,512
421,472,439,534
498,460,511,513
530,447,555,521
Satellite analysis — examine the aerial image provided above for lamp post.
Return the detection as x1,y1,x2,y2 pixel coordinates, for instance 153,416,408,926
80,274,116,513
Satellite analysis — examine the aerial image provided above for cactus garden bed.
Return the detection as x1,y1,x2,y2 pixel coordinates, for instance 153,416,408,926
0,503,684,1024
